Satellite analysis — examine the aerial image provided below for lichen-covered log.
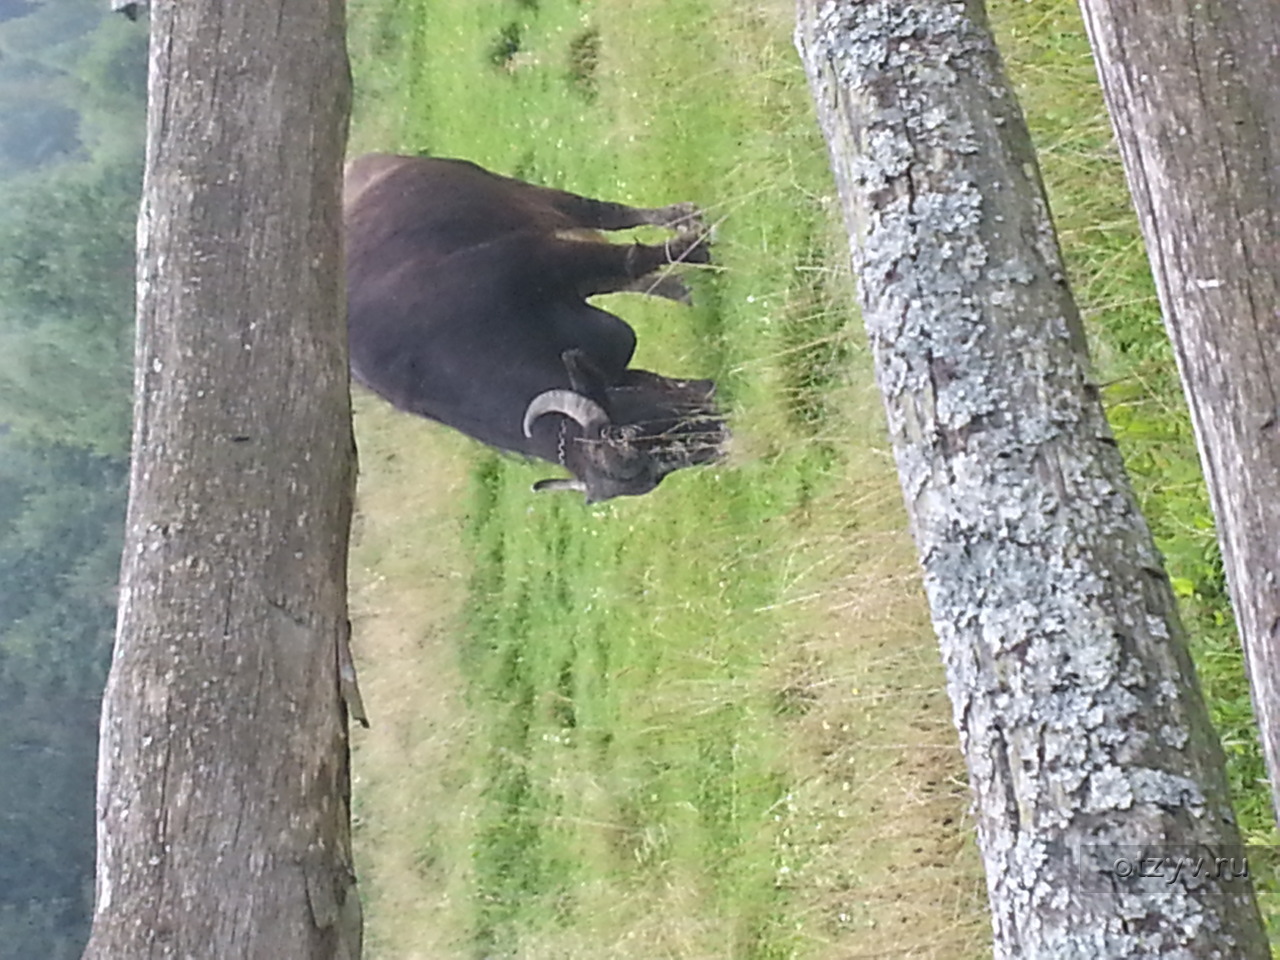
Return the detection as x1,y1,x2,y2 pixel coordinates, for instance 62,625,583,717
794,1,1267,955
81,2,357,958
1076,0,1280,827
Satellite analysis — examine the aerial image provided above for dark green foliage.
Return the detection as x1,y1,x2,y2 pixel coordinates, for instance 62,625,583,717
565,26,599,100
0,438,127,957
0,898,89,960
486,21,523,68
71,17,149,162
0,439,126,643
0,0,39,25
0,2,145,956
0,100,81,169
0,161,139,457
0,0,145,175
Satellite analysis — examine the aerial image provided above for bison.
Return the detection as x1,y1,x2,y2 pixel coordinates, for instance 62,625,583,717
343,154,726,502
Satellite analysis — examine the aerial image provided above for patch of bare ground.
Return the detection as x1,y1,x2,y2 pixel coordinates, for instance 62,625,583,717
763,199,990,955
348,396,478,960
348,397,991,959
773,471,991,958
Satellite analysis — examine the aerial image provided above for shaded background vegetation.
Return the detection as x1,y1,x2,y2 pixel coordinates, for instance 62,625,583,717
0,0,1273,957
0,2,142,957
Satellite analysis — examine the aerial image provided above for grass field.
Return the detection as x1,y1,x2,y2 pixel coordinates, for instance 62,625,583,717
344,1,1277,957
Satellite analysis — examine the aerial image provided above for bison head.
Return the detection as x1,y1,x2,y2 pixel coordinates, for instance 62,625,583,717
522,372,726,503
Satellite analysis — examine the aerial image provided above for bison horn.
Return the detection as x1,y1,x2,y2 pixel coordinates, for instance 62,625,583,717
532,477,588,494
522,389,609,438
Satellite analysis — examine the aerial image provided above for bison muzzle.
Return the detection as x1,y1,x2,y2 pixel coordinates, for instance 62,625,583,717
344,154,726,502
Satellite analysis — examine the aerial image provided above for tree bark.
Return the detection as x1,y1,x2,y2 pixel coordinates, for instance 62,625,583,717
82,2,357,959
795,1,1268,956
1075,0,1280,825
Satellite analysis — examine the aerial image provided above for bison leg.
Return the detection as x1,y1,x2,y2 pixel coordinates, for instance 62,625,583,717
534,232,710,300
636,202,706,235
529,184,706,235
622,271,692,304
562,349,614,400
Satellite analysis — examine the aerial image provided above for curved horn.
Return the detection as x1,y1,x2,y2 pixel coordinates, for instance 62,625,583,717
532,478,588,495
522,389,609,438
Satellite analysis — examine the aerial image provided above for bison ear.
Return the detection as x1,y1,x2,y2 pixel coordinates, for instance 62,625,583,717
532,477,588,495
683,379,717,401
561,349,612,403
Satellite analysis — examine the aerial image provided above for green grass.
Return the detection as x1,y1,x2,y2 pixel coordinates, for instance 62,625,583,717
347,2,985,957
455,451,833,956
346,0,1276,956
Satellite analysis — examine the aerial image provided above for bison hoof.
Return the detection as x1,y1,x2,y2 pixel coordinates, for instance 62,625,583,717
665,232,712,267
656,202,706,235
631,272,693,304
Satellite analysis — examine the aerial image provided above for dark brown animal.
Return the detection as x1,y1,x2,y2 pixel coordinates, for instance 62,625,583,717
344,154,725,502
